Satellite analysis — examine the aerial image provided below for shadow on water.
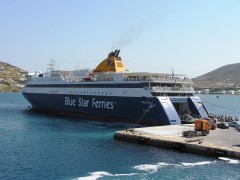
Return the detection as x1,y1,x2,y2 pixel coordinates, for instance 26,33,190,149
21,107,136,130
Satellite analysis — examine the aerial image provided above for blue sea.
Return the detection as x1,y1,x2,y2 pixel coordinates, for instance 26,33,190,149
0,93,239,180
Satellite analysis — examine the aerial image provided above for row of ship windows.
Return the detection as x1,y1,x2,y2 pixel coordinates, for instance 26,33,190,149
27,83,142,88
51,90,112,95
35,79,60,82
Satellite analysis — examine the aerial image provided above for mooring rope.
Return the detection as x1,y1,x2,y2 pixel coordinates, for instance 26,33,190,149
133,97,156,130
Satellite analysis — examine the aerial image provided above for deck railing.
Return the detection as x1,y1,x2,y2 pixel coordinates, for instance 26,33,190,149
144,86,194,92
123,77,192,83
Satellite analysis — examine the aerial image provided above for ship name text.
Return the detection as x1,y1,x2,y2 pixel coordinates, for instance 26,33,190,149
65,97,115,110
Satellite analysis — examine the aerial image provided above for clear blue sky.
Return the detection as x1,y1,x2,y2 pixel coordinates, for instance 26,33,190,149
0,0,240,78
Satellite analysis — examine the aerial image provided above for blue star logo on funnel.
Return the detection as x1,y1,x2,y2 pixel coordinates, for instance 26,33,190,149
107,59,111,66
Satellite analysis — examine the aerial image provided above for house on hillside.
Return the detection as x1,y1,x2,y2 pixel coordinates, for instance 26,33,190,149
201,89,209,94
225,90,235,94
212,89,225,94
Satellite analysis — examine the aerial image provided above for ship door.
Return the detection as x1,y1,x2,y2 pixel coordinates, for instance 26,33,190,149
172,102,190,116
170,97,190,117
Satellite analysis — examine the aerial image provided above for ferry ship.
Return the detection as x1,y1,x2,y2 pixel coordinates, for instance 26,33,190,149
22,50,209,126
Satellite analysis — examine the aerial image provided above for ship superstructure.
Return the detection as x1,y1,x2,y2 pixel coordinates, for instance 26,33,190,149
22,50,209,125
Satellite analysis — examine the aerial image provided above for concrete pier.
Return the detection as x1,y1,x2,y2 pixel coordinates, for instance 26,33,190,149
114,125,240,159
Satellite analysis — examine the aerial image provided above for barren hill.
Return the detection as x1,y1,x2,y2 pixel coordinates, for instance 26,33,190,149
0,61,27,92
192,63,240,89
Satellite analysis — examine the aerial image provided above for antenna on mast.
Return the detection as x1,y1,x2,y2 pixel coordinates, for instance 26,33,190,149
171,68,174,79
47,59,56,75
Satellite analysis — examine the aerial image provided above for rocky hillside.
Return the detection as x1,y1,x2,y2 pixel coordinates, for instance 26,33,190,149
193,63,240,89
0,61,27,92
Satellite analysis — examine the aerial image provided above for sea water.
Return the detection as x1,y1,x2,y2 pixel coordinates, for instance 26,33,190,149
0,93,239,180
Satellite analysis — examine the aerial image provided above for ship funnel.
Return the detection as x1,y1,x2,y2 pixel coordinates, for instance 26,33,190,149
93,49,125,73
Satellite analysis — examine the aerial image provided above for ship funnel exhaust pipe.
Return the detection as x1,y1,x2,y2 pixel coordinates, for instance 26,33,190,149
116,49,120,57
114,50,118,56
108,49,120,57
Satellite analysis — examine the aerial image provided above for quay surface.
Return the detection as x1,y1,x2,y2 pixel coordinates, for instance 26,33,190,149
114,125,240,159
